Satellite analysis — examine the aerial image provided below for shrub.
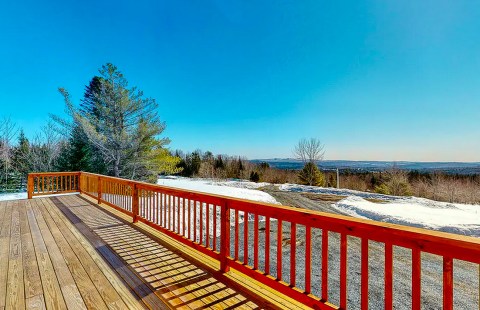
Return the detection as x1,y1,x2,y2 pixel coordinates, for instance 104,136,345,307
249,171,260,183
298,162,325,186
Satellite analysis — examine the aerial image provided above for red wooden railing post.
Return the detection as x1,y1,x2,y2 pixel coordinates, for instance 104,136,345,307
97,176,102,204
77,172,82,193
220,200,230,273
27,174,33,199
443,257,453,310
132,183,139,223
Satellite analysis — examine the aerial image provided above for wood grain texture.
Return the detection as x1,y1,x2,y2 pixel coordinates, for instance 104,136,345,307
44,197,144,310
41,198,135,310
50,196,165,310
20,200,43,304
61,194,270,309
0,197,147,310
26,201,69,310
6,202,25,310
36,198,109,310
30,200,87,310
0,201,11,309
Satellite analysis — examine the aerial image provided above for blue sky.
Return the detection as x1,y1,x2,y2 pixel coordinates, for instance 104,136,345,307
1,1,479,161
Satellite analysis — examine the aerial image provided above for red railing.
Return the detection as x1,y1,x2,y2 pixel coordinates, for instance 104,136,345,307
28,172,81,198
28,172,480,309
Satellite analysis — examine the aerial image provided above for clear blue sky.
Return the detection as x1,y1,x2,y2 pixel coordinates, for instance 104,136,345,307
1,1,479,161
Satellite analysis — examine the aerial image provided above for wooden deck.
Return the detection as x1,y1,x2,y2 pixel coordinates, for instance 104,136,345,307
0,194,297,310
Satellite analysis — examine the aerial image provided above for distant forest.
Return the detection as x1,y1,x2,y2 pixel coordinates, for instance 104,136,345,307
174,149,480,204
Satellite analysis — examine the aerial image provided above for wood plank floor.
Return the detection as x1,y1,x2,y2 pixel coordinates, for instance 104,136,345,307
0,197,144,310
0,195,271,310
50,194,265,310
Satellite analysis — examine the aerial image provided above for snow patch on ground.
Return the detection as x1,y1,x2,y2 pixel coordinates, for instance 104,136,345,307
0,192,27,201
279,183,480,237
157,176,279,204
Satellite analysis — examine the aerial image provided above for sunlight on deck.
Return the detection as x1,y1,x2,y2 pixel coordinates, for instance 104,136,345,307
0,195,288,310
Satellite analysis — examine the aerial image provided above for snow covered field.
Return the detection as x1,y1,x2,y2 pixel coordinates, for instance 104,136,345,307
157,176,279,204
0,192,27,201
155,178,480,237
280,183,480,237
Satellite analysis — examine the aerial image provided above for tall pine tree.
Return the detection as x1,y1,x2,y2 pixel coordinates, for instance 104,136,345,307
58,63,180,181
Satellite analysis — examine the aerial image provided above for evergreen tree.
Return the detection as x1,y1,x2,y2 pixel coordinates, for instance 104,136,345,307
58,63,178,181
259,162,270,170
237,157,244,172
55,125,92,172
374,166,412,196
12,130,31,178
294,138,326,187
214,155,225,170
249,171,260,182
203,151,214,162
298,162,325,186
189,152,201,176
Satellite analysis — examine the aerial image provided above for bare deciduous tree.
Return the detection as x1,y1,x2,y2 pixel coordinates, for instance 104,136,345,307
294,138,325,163
28,122,63,172
293,138,326,186
0,117,19,190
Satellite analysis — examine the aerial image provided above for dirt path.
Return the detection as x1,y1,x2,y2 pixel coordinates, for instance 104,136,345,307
260,185,348,215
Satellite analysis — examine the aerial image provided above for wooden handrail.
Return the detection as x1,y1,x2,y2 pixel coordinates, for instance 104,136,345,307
27,172,81,198
28,172,480,309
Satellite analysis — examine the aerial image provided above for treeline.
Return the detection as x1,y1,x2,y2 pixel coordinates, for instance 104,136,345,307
0,120,69,192
174,150,298,183
337,169,480,204
173,150,480,204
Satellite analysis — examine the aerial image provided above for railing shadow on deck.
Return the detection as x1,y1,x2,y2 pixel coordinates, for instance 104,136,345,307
28,171,480,310
51,194,264,309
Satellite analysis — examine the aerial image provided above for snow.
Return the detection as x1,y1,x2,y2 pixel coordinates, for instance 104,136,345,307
157,176,279,204
155,176,278,237
0,192,80,202
279,183,480,237
0,192,27,201
154,179,480,237
279,183,398,201
335,196,480,236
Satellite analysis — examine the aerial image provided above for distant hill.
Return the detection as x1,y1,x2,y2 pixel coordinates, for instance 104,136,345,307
250,159,480,174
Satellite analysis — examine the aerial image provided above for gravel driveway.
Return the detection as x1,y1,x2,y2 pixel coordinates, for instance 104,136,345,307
224,188,480,309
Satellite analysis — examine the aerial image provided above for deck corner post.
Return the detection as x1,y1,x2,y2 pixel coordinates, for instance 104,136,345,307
78,172,82,193
132,183,139,223
97,176,102,204
27,174,33,199
220,199,231,273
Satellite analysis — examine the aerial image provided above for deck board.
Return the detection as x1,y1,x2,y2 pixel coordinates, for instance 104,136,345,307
30,200,87,309
6,203,25,310
20,200,45,309
41,197,135,310
27,201,68,310
0,197,145,310
55,194,268,309
0,201,13,309
35,199,108,310
0,194,300,310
